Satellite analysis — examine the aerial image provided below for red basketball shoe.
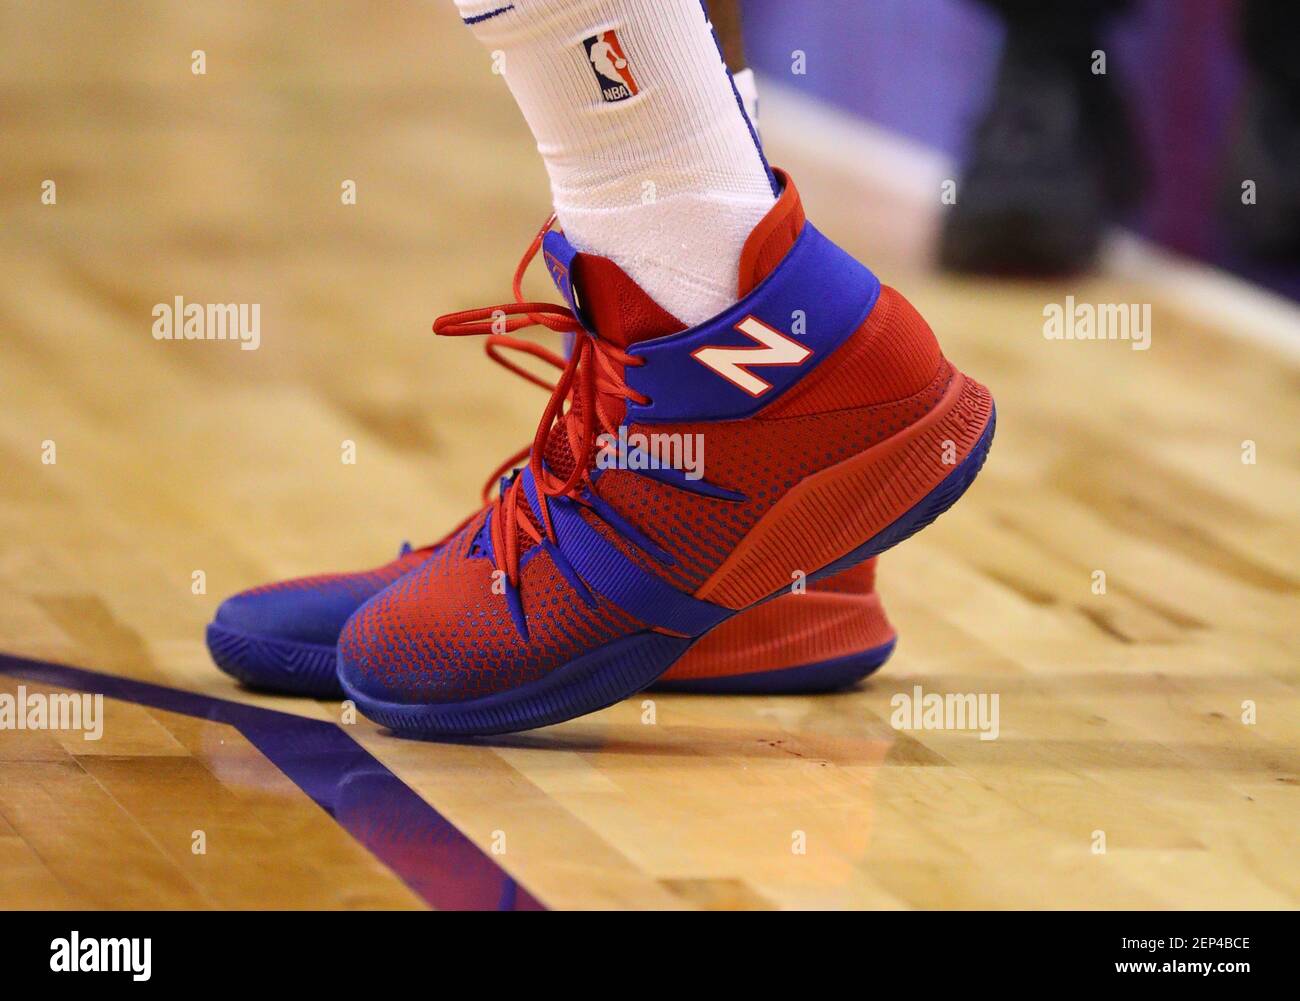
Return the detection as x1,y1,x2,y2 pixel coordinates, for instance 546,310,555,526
207,531,894,697
331,168,994,736
206,430,896,695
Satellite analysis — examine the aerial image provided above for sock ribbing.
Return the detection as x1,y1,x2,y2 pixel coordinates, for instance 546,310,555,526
454,0,775,324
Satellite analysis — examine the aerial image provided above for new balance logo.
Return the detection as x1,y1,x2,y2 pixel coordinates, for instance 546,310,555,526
543,250,569,291
691,316,812,396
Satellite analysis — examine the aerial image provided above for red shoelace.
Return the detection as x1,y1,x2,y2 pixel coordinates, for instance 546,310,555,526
433,215,649,588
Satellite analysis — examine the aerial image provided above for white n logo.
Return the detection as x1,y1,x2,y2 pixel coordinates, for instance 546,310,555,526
690,316,812,397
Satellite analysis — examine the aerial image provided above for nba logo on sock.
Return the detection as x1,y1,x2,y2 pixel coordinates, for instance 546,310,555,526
582,30,638,103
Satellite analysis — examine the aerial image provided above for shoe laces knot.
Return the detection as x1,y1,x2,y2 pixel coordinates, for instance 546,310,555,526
432,214,648,587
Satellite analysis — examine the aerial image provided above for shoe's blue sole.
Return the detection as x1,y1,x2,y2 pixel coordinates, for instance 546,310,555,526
206,626,892,700
206,622,342,698
650,637,897,695
340,406,996,738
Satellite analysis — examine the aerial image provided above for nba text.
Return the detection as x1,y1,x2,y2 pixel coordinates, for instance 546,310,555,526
50,932,151,981
152,296,261,351
582,30,638,103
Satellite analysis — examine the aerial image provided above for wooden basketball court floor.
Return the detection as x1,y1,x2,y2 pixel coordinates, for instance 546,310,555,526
1,2,1297,910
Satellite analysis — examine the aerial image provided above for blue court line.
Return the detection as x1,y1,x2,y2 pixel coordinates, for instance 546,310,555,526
0,652,544,912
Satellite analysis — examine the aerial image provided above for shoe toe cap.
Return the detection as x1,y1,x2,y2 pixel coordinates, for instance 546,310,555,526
212,581,366,647
336,561,549,707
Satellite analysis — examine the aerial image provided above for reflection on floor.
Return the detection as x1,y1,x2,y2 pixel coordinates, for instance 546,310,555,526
0,655,539,910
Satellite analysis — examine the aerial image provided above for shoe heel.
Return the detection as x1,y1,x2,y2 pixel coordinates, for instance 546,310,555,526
697,371,995,608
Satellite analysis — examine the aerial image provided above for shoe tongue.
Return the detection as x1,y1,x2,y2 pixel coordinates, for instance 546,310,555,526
533,171,806,495
535,230,681,516
542,229,683,346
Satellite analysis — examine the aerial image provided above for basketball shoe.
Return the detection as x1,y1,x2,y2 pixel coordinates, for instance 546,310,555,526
333,169,994,736
206,541,894,697
207,258,897,699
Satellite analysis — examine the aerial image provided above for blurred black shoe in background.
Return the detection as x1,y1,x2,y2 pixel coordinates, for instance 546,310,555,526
940,0,1140,276
1221,0,1300,262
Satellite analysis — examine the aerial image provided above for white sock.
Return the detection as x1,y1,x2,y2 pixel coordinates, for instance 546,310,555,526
454,0,776,326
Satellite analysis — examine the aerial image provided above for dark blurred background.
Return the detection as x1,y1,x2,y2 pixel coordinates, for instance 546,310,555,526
744,0,1300,300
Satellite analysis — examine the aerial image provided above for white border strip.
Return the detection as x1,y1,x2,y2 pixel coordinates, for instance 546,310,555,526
758,78,1300,362
1102,231,1300,360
